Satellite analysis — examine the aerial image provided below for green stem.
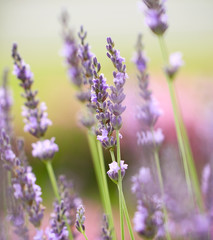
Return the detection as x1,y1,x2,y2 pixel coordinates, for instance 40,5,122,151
96,141,116,240
158,36,193,198
116,130,125,240
171,84,204,211
44,161,73,240
121,192,135,240
81,229,89,240
87,131,107,212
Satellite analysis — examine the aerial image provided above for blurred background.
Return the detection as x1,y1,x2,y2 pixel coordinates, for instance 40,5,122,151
0,0,213,237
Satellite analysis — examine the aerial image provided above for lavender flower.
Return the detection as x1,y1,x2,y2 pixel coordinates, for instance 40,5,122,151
132,167,165,239
61,11,83,88
91,58,116,149
0,130,44,227
75,205,86,233
106,37,127,130
32,138,59,160
101,214,112,240
12,44,52,138
107,160,128,182
133,35,164,148
165,52,184,79
46,200,69,240
141,0,168,35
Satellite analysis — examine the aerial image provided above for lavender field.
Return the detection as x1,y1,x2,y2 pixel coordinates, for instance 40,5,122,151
0,0,213,239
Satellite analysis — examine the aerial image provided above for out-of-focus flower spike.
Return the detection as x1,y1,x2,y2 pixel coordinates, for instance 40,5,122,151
75,205,86,233
101,214,112,240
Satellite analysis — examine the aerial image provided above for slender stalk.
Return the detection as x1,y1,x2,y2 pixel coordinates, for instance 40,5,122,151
87,131,107,212
81,228,89,240
171,84,204,211
96,141,116,240
158,36,194,198
116,130,124,240
44,161,73,240
121,192,135,240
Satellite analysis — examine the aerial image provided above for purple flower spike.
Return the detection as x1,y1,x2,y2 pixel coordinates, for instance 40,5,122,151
141,0,168,35
132,167,165,239
75,205,86,233
12,44,52,138
134,35,164,147
32,138,59,161
106,37,127,130
107,160,128,182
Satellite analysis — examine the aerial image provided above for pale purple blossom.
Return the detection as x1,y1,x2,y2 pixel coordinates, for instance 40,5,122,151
107,160,128,181
32,138,59,160
165,52,184,78
137,128,164,146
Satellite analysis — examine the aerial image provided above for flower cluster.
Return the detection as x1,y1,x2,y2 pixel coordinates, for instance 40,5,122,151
106,37,127,130
107,160,128,182
91,57,116,149
141,0,168,35
12,44,58,161
0,130,44,227
132,167,165,239
133,35,164,147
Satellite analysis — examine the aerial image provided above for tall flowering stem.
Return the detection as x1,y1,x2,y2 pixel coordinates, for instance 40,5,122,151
158,33,204,211
12,44,74,240
140,0,204,211
105,38,135,240
133,34,171,240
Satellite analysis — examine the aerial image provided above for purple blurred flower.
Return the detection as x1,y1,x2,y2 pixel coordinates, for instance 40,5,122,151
137,128,164,146
58,175,82,227
101,214,112,240
165,52,184,79
75,205,86,233
107,160,128,182
32,138,59,160
132,167,165,239
0,130,44,227
0,69,13,135
47,200,69,240
141,0,168,35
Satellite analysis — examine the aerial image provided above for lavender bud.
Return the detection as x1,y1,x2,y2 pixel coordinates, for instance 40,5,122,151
32,138,59,161
165,52,184,79
107,160,128,182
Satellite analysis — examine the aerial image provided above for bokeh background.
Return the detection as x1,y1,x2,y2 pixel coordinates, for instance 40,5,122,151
0,0,213,238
